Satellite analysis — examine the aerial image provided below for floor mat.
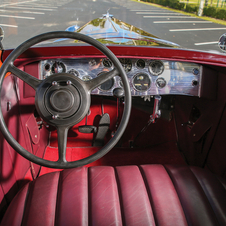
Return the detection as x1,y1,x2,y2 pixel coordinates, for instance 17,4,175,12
39,146,101,176
101,141,186,166
39,141,186,176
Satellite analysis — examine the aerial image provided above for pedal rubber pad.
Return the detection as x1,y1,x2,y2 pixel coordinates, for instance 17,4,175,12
78,125,97,133
93,113,110,147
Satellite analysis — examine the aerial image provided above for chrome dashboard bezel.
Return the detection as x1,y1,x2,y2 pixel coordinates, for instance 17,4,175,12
40,58,202,97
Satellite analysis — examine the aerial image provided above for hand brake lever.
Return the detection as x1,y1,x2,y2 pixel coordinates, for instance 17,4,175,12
149,95,161,124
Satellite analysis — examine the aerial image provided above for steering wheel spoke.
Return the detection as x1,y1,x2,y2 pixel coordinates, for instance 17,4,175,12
8,64,41,90
57,126,69,163
85,68,119,92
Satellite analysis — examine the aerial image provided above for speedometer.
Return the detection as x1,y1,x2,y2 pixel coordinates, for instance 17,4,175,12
133,73,151,91
119,58,132,72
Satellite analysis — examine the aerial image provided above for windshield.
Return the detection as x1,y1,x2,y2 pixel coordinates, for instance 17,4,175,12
1,0,226,53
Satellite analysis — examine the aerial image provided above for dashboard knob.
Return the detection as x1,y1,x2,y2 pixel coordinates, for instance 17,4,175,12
113,87,124,98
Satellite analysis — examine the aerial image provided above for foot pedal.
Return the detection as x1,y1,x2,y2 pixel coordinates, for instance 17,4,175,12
93,113,110,147
78,125,97,133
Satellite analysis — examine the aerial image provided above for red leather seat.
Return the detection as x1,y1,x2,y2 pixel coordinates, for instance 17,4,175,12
1,165,226,226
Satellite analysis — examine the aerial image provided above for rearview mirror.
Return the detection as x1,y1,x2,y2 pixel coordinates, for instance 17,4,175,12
0,26,4,50
218,33,226,53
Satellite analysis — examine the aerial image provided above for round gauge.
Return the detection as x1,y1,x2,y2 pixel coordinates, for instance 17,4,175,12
119,58,132,73
82,75,92,81
193,68,199,76
103,59,112,68
149,60,164,76
156,77,166,88
67,69,79,76
192,80,198,86
89,59,96,67
98,72,114,91
133,73,151,91
136,59,145,69
44,63,51,71
51,62,66,74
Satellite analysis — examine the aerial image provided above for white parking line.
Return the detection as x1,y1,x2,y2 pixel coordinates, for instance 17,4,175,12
0,9,45,14
137,12,181,14
154,21,212,23
170,28,226,31
0,23,18,28
0,15,35,19
5,6,55,11
0,0,38,7
130,9,164,11
195,41,218,45
19,4,58,8
144,16,196,18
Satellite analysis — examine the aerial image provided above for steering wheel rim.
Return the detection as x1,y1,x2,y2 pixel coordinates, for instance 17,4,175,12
0,31,132,169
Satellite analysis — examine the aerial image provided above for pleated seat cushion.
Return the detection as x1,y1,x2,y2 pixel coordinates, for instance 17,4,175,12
1,165,226,226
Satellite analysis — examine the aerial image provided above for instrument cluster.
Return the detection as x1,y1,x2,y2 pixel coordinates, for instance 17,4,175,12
40,57,202,96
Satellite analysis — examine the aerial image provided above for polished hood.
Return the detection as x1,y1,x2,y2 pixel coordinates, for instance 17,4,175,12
73,13,180,48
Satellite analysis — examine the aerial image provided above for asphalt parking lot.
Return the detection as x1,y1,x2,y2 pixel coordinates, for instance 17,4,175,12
114,0,226,52
0,0,226,53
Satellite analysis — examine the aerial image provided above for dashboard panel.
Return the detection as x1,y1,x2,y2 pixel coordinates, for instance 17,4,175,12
40,58,202,96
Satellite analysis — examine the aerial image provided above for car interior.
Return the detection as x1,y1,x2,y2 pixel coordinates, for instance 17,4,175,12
0,27,225,225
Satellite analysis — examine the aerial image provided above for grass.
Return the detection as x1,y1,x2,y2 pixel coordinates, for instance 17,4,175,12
180,0,225,7
132,0,226,26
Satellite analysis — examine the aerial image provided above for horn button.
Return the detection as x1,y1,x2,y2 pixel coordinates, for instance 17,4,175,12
45,84,80,118
50,89,74,112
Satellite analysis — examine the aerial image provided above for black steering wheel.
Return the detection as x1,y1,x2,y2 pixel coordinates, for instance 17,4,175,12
0,31,132,168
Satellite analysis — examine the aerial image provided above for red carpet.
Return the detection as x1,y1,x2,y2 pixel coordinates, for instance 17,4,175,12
39,141,186,176
39,97,186,176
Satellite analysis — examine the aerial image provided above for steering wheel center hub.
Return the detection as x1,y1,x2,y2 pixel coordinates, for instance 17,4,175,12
50,89,74,112
35,73,90,127
44,82,81,119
